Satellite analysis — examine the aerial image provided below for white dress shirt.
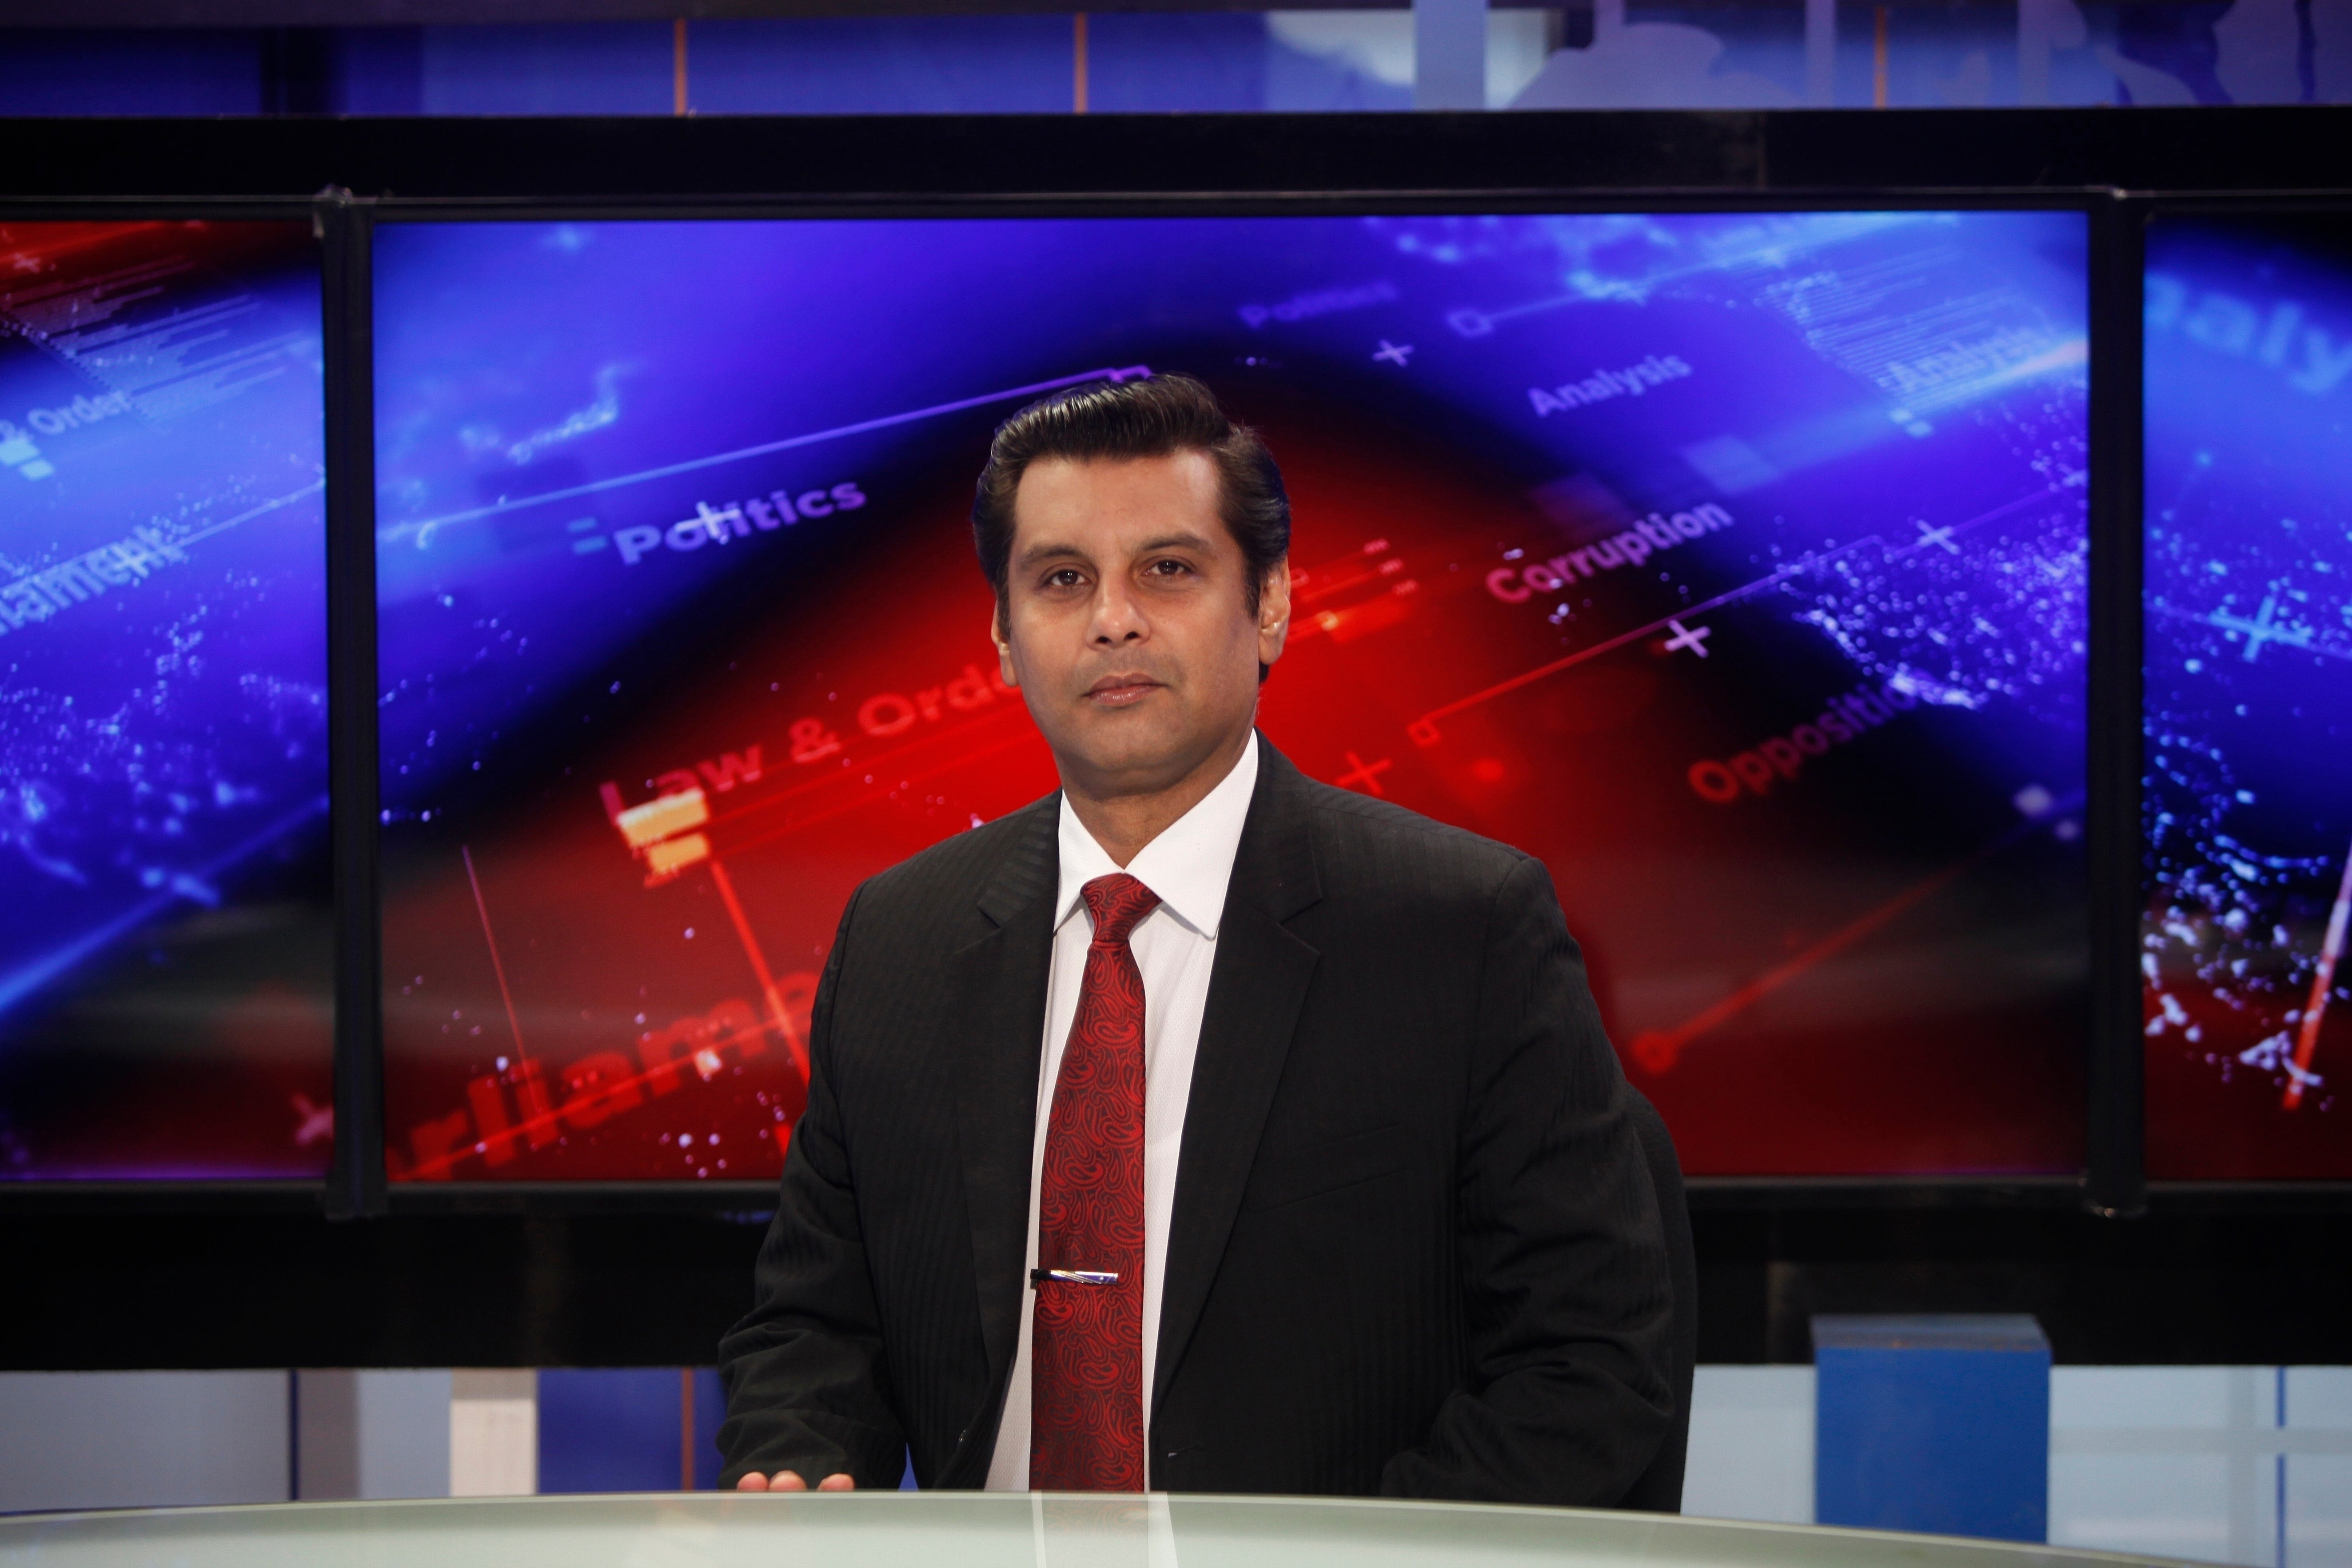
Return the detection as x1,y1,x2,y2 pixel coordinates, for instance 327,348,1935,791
984,732,1261,1490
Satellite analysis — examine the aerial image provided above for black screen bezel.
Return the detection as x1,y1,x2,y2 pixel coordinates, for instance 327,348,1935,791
357,187,2128,1216
2128,192,2352,1206
0,197,356,1213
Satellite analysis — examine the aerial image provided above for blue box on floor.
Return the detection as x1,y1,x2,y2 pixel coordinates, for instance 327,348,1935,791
1813,1314,2050,1543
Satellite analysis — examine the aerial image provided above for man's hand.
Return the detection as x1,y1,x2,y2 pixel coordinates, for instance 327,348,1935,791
735,1470,857,1492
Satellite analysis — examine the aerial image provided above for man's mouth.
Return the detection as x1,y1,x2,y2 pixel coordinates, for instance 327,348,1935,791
1084,673,1163,707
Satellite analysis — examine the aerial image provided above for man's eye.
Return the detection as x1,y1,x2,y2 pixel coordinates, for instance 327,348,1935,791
1144,559,1191,578
1044,569,1085,589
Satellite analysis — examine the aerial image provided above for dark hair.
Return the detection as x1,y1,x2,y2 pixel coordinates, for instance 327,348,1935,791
971,372,1291,615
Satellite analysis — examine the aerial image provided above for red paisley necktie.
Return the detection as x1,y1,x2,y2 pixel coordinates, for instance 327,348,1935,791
1030,871,1160,1492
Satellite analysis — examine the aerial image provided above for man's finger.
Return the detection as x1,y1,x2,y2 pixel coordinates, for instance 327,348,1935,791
734,1472,769,1492
817,1473,856,1491
772,1471,810,1491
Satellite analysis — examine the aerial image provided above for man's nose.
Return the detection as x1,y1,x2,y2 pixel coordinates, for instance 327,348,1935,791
1088,582,1147,644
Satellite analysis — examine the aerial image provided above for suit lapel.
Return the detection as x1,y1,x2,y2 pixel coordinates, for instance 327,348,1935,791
949,798,1059,1417
1153,742,1324,1418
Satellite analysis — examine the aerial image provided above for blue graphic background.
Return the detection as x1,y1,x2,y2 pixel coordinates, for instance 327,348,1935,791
375,211,2090,810
2143,211,2352,1177
0,220,333,1180
373,210,2093,1178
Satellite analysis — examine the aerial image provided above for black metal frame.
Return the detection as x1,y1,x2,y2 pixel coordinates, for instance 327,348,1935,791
2125,191,2352,1210
387,1179,2106,1217
363,185,2118,1212
0,196,341,1218
387,1181,784,1215
5,110,2352,205
2084,193,2146,1218
366,187,2108,220
321,190,389,1221
1687,1177,2088,1210
11,162,2352,1223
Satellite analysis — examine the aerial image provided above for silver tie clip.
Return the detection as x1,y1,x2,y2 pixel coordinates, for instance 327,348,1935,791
1030,1269,1120,1287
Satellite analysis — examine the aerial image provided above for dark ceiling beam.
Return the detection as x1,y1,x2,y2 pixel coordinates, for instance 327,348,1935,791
2,106,2344,197
0,0,2092,27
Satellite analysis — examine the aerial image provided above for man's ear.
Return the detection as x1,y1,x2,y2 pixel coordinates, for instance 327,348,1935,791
991,602,1020,689
1256,558,1292,670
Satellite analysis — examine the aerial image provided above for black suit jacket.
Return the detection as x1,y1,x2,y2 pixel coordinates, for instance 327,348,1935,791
716,739,1673,1502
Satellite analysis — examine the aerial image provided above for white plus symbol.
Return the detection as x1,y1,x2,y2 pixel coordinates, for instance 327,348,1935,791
1663,619,1713,658
1915,520,1960,554
1373,340,1415,367
2213,594,2301,662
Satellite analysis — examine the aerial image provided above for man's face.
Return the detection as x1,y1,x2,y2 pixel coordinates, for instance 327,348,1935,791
993,450,1289,799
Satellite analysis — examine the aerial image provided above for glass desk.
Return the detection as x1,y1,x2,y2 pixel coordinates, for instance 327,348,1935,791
0,1491,2183,1568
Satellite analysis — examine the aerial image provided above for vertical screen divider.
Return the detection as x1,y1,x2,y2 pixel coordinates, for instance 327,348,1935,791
323,192,387,1221
2085,190,2148,1219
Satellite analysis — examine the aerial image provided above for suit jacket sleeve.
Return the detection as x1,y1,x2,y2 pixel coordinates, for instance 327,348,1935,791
714,887,909,1489
1379,854,1675,1504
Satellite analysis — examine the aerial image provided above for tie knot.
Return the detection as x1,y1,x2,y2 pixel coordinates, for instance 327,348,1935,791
1080,873,1160,946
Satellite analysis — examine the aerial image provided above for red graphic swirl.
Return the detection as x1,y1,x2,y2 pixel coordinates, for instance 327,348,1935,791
1030,872,1159,1491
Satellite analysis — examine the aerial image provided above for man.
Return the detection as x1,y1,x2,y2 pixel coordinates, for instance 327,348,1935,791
717,373,1672,1501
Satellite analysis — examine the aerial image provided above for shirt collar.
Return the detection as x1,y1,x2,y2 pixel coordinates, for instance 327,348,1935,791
1054,731,1260,942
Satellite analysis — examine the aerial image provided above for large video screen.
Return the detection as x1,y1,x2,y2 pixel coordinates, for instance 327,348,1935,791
373,209,2090,1182
2143,209,2352,1180
0,219,333,1181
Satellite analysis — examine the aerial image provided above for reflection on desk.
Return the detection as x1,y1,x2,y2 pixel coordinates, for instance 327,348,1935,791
0,1487,2188,1568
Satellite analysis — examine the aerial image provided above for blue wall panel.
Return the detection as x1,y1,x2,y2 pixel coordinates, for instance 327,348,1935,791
0,31,260,115
539,1368,681,1494
419,24,671,116
1091,13,1270,112
686,17,1072,115
335,28,426,114
691,1367,725,1491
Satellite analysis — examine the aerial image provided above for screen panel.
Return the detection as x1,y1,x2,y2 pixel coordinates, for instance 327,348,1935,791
373,209,2090,1182
2143,207,2352,1181
0,218,333,1181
